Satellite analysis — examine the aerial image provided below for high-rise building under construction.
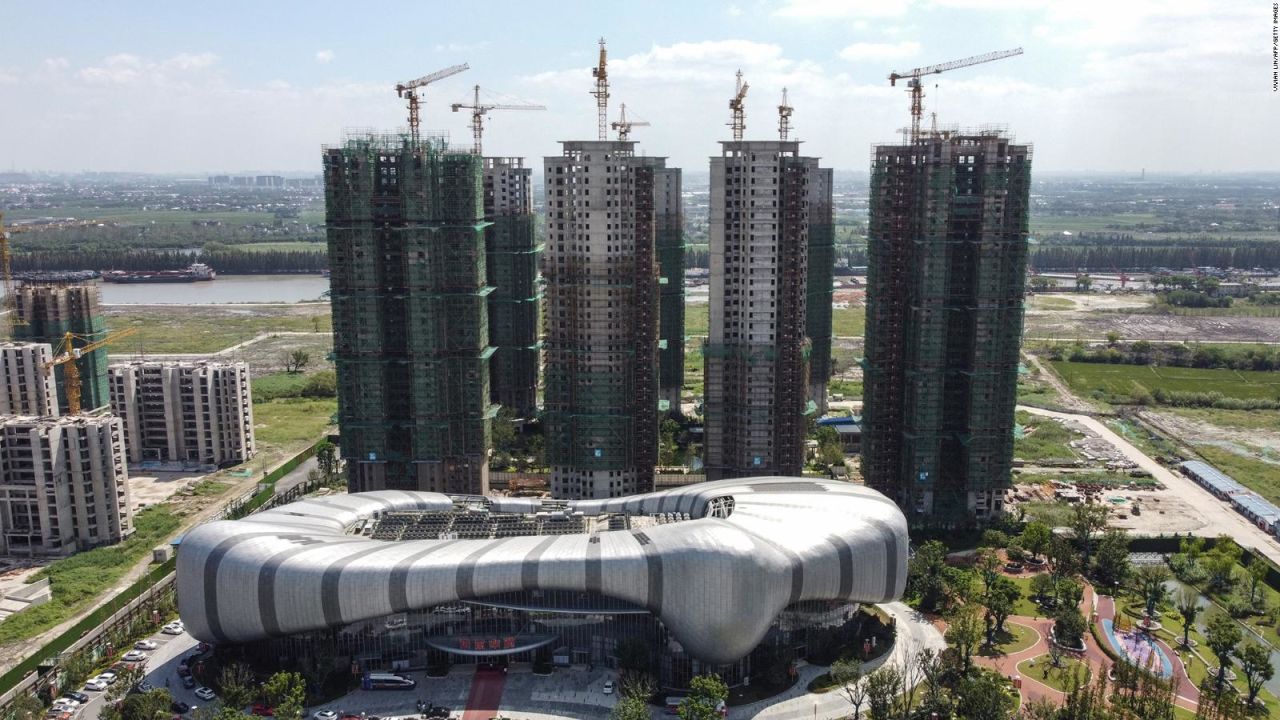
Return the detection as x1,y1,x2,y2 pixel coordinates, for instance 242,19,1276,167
483,157,540,419
13,284,109,414
704,141,823,480
862,130,1031,525
635,157,685,412
542,140,659,499
806,167,834,414
324,133,494,494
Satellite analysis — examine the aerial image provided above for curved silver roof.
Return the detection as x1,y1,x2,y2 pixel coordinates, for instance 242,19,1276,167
175,477,907,664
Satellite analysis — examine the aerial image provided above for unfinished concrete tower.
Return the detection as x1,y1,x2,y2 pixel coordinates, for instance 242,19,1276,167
704,140,816,481
108,360,255,466
483,157,540,419
0,342,58,417
0,415,131,555
543,140,659,499
806,167,835,414
862,130,1031,525
13,283,109,414
635,157,685,412
324,133,494,494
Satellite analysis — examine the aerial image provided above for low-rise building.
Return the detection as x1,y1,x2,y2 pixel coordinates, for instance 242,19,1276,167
108,361,255,466
0,415,132,555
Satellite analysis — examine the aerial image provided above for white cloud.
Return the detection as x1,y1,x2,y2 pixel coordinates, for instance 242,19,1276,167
315,49,335,64
75,52,219,86
838,41,920,62
727,3,743,16
433,41,490,54
773,0,911,19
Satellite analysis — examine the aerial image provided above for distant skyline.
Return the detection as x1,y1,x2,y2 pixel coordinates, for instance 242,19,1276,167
1,0,1273,173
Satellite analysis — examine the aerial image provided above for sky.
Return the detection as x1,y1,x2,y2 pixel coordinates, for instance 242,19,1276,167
1,0,1274,174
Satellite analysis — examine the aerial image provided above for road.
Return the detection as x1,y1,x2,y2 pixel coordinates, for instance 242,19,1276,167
1018,405,1280,566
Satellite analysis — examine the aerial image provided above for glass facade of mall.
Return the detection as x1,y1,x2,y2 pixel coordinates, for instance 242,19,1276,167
238,590,863,690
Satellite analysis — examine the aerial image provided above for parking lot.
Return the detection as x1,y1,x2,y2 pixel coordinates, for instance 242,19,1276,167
68,621,201,719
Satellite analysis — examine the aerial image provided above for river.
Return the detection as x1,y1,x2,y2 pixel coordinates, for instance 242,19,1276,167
97,275,330,304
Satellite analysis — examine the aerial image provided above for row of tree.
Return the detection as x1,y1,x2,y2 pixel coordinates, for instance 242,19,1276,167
11,249,327,274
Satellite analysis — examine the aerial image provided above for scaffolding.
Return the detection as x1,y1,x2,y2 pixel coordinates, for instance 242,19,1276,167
324,132,494,494
806,167,834,412
483,158,540,418
12,283,109,413
862,131,1032,525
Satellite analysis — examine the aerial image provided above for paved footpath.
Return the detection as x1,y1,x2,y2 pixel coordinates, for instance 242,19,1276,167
463,667,506,720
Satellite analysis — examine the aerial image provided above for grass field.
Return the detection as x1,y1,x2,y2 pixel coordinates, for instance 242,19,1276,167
5,208,281,226
1050,361,1280,402
1014,411,1082,463
1028,296,1078,310
1016,656,1091,693
102,307,332,354
1162,406,1280,432
254,398,337,446
683,303,865,338
685,303,709,336
1030,213,1162,235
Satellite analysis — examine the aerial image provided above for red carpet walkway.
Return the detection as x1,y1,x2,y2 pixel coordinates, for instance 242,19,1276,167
461,667,507,720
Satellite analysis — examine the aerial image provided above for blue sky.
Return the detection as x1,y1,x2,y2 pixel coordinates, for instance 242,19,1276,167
1,0,1272,173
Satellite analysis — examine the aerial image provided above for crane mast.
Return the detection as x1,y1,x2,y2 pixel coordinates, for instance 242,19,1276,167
888,47,1022,143
450,85,546,155
728,70,749,141
610,103,650,142
396,63,469,143
44,327,138,415
777,87,793,141
590,38,610,141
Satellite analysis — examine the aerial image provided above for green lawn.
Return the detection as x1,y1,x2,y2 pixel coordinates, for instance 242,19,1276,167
981,621,1039,656
829,379,863,399
1014,411,1082,463
1016,656,1091,692
1028,295,1078,310
1050,361,1280,402
102,308,332,354
254,398,337,446
0,506,181,644
832,306,864,336
252,372,313,400
1017,501,1077,527
685,303,709,336
1004,574,1044,617
1193,445,1280,507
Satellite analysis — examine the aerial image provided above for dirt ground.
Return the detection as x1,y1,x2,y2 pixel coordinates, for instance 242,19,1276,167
1025,311,1280,343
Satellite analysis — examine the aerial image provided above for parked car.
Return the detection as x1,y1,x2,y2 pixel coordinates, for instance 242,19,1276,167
122,650,148,662
251,704,274,716
83,679,107,692
135,681,155,694
177,664,192,678
161,622,184,635
171,701,191,714
603,680,614,695
194,687,217,701
135,640,158,650
97,671,118,684
62,692,89,705
312,712,338,720
182,676,196,689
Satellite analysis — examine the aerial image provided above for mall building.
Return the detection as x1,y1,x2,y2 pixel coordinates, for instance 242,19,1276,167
175,477,906,689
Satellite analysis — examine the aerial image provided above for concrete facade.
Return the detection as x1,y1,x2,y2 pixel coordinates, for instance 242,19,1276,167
108,360,255,466
0,342,58,417
12,283,109,414
0,415,132,556
704,141,815,481
542,141,659,499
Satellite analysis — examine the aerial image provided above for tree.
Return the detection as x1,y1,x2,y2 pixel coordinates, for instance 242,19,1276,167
262,671,306,720
7,694,42,720
610,697,652,720
218,662,257,711
1106,330,1121,347
315,441,338,483
864,665,904,720
1093,527,1132,589
678,674,728,720
1237,640,1274,707
1204,536,1242,593
1176,588,1201,648
830,658,867,719
1134,564,1172,619
1020,521,1051,562
1245,558,1268,606
915,649,952,719
980,529,1009,549
954,671,1016,720
120,689,173,720
983,576,1020,642
106,665,145,704
282,349,310,374
1204,613,1242,691
1048,535,1081,585
1054,607,1087,651
1029,572,1055,607
1069,503,1109,570
907,540,950,612
945,604,983,674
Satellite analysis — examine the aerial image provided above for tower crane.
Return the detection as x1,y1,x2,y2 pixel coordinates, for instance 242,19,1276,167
610,103,650,142
0,212,103,337
43,327,138,415
777,87,793,141
888,47,1022,142
450,85,546,156
590,38,609,141
396,63,469,143
728,70,749,141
